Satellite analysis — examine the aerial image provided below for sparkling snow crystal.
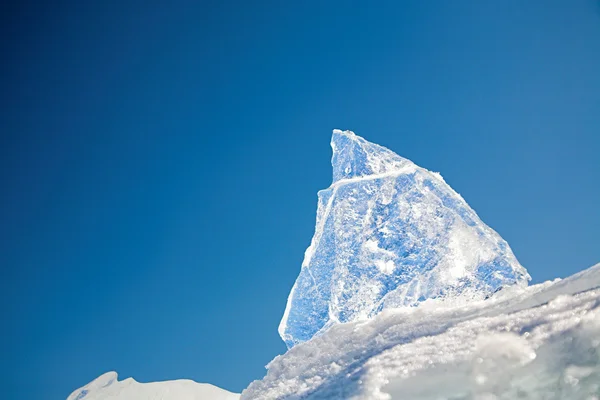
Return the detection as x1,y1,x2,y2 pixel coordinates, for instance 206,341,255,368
279,130,530,348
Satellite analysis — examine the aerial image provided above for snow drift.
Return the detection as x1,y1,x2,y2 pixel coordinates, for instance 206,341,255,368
244,263,600,399
67,371,239,400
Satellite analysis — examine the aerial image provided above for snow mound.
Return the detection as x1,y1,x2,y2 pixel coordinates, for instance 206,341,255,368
279,130,530,348
244,263,600,400
67,372,239,400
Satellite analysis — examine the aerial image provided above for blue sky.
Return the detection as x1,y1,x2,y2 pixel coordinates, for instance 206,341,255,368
1,1,599,399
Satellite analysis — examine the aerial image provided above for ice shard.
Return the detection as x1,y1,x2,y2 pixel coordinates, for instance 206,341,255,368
279,130,530,348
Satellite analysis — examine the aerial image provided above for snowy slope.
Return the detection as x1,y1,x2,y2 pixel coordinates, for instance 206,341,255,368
243,263,600,399
67,371,239,400
69,266,600,400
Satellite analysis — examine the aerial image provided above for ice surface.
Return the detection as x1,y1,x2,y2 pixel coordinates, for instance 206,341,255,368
279,130,530,348
243,263,600,400
67,372,239,400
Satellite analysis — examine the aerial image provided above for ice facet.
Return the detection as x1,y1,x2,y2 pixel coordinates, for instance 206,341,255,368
279,130,530,348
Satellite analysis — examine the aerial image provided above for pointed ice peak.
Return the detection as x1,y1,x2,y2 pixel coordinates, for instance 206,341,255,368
331,129,413,183
279,130,530,348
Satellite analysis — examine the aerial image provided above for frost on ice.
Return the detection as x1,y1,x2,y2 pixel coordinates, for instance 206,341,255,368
279,130,530,348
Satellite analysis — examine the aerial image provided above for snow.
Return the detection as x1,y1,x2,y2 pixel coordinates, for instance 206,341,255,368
279,130,530,348
243,263,600,400
67,372,239,400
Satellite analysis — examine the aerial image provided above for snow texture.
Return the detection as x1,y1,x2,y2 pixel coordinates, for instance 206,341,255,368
244,263,600,400
279,130,530,348
67,372,239,400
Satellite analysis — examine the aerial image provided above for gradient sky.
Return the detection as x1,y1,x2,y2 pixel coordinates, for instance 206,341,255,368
1,1,599,399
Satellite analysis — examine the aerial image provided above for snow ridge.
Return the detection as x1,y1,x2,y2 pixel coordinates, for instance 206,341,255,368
245,264,600,400
67,372,239,400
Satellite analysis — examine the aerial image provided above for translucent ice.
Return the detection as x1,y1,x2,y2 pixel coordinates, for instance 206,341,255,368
279,130,530,348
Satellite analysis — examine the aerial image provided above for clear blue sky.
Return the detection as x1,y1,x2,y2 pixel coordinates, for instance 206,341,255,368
1,1,599,399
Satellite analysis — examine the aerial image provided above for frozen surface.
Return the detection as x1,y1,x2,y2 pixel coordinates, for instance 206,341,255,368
279,130,530,348
243,263,600,400
67,371,239,400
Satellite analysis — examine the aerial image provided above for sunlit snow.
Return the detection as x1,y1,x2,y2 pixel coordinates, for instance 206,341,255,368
244,263,600,400
67,372,239,400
